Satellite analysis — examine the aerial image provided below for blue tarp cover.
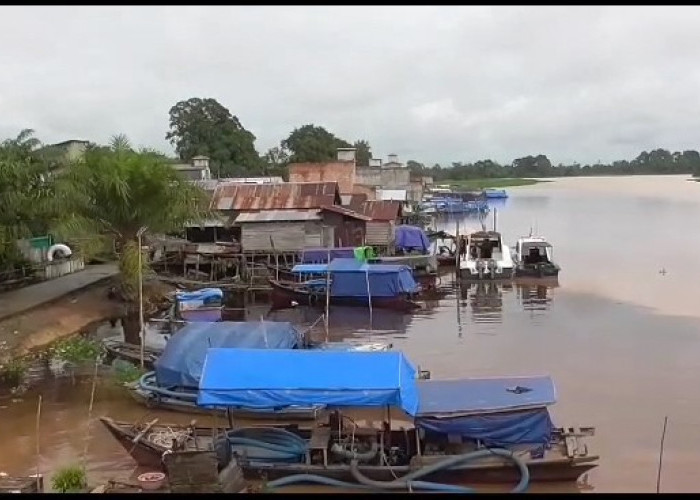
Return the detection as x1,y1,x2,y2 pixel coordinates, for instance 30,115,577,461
301,247,355,264
417,376,556,417
290,263,328,274
155,321,302,388
175,288,224,305
197,348,420,416
395,225,430,253
327,258,419,297
417,407,554,447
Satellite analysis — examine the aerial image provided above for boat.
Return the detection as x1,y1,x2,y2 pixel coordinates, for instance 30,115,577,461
174,288,224,322
103,339,161,369
512,235,560,278
459,230,515,280
127,320,326,420
128,320,397,418
191,349,598,487
482,188,508,199
269,258,422,312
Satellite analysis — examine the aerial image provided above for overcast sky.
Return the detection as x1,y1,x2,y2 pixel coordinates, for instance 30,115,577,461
2,6,700,166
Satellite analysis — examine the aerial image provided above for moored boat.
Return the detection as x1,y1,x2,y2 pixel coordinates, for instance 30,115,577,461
193,349,598,487
482,188,508,199
512,235,560,278
459,230,515,280
269,258,422,312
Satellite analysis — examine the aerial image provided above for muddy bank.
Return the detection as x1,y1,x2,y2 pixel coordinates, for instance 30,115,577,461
0,282,121,364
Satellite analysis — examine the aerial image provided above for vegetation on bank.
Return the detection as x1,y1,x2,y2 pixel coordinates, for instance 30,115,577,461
51,465,87,493
444,178,542,190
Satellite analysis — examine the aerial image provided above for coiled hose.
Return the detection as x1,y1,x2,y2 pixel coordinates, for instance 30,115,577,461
261,442,530,493
349,448,530,493
226,427,308,464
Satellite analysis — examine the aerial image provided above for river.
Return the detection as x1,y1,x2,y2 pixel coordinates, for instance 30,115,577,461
1,174,700,493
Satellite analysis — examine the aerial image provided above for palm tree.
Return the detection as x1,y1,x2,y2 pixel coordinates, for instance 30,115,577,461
55,135,209,335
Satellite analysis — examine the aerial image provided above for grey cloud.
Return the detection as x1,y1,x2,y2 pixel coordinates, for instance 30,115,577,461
2,6,700,165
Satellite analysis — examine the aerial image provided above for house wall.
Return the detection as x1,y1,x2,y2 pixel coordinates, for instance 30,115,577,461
240,221,329,252
356,166,381,186
321,212,366,247
365,221,394,246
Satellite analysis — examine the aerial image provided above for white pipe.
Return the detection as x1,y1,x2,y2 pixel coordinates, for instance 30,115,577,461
46,244,72,262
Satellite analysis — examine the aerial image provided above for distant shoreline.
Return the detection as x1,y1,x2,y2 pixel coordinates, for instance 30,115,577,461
443,178,545,190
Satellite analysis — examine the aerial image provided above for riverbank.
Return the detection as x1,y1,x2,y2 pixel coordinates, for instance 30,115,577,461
0,281,121,365
443,178,543,189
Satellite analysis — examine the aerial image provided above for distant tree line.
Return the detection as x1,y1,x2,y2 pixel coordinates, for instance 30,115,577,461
403,150,700,181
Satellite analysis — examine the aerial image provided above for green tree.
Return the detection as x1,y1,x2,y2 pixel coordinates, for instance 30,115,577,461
0,130,55,276
281,124,351,163
166,97,262,178
55,136,209,312
354,140,372,166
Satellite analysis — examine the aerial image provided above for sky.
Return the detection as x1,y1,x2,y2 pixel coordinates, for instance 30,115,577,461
2,5,700,166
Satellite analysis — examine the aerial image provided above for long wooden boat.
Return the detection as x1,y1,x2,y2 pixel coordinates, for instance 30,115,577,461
269,279,421,312
100,415,597,484
103,341,160,370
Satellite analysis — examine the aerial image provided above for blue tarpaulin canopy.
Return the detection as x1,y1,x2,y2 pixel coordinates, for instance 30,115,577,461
327,258,419,297
415,376,557,447
197,348,420,416
155,321,302,388
290,263,328,274
416,376,557,417
395,225,430,253
300,247,355,264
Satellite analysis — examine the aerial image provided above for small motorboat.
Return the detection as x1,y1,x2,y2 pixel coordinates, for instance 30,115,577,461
512,235,560,278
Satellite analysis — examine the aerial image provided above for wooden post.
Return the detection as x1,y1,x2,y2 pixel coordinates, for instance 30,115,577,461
325,244,331,339
35,395,42,493
365,268,373,326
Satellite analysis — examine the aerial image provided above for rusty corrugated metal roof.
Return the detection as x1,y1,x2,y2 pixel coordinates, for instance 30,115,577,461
235,210,322,223
340,193,368,212
211,182,341,211
320,205,372,221
360,200,403,221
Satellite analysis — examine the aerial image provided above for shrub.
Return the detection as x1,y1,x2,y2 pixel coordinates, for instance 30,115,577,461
51,465,87,493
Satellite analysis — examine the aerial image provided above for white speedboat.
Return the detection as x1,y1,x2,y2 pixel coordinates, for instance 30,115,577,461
512,235,560,278
459,230,515,280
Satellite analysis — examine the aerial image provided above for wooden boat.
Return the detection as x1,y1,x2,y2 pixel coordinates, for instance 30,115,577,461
103,340,160,369
512,235,560,278
105,350,599,487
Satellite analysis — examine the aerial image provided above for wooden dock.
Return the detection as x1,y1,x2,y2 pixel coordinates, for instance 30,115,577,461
0,474,43,493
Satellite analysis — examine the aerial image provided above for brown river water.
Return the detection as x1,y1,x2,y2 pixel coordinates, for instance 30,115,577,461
2,175,700,493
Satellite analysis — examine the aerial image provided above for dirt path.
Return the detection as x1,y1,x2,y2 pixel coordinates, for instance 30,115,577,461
0,263,118,321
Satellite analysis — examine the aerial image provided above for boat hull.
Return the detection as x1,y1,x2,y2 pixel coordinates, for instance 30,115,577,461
100,417,598,485
514,264,560,278
459,267,514,281
239,458,597,484
269,279,421,312
128,384,324,421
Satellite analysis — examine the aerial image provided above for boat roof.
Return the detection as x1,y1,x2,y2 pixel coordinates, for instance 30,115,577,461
154,321,302,388
327,258,410,274
197,348,420,416
469,230,502,239
416,375,556,418
291,263,328,274
518,236,551,245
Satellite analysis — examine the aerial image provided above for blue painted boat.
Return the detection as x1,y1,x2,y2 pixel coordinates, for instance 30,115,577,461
269,258,422,312
482,188,508,199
